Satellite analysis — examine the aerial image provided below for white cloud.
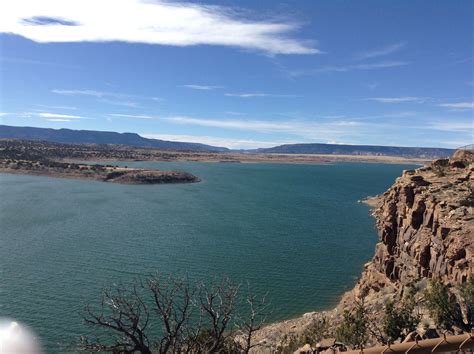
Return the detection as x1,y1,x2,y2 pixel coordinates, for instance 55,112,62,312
143,133,293,149
183,85,223,90
109,113,154,119
428,121,473,132
438,102,474,109
162,115,365,142
224,111,245,116
0,0,319,55
46,118,73,122
52,89,112,98
35,112,85,119
289,61,409,77
98,99,139,108
161,114,472,146
2,111,87,120
225,93,298,98
354,42,406,60
165,116,296,132
367,97,425,104
35,104,77,110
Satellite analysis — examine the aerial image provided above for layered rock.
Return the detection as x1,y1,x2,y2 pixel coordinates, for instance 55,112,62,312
342,150,473,311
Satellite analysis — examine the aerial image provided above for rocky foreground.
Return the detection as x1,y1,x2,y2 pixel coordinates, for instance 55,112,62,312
248,149,473,352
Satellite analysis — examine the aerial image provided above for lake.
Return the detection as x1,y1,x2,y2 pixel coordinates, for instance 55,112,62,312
0,161,413,351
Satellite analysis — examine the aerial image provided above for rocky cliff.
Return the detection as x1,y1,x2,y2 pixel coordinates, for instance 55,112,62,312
342,149,473,311
250,149,473,352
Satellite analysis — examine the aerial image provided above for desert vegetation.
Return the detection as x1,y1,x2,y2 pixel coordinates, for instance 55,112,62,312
79,274,269,353
79,275,473,353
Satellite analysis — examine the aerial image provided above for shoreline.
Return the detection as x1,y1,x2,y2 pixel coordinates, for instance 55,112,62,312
63,153,428,166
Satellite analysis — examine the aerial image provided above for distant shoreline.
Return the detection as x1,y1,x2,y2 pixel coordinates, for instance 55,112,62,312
63,152,429,166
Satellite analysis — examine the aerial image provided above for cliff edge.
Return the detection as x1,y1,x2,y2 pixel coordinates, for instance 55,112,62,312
341,149,473,311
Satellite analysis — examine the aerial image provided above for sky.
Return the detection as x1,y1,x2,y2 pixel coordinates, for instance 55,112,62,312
0,0,472,149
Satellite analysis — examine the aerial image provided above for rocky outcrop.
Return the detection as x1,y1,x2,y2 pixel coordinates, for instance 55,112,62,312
249,149,473,352
342,150,473,311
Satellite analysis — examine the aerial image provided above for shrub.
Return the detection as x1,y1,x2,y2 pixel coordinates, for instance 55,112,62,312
298,316,330,346
335,301,368,349
432,164,447,177
424,279,464,331
382,300,420,343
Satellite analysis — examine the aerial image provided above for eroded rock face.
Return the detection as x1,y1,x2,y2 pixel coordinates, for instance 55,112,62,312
342,150,473,310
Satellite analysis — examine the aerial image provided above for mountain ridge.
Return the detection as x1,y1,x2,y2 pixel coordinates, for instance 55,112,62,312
0,125,456,158
256,143,454,158
0,125,228,152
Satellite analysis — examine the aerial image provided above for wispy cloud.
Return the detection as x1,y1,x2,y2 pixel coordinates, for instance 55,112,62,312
160,113,472,147
0,56,78,68
225,92,299,98
162,115,365,142
1,111,87,120
143,134,294,149
35,112,84,119
367,97,426,104
427,121,472,132
108,114,154,120
224,111,246,116
52,89,161,101
53,89,114,98
164,116,292,131
98,99,139,108
438,102,474,109
288,61,409,77
52,89,161,107
0,0,319,55
183,85,223,91
354,42,406,60
35,104,77,110
46,118,74,122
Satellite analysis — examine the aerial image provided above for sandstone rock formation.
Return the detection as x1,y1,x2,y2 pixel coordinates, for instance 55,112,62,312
342,149,473,311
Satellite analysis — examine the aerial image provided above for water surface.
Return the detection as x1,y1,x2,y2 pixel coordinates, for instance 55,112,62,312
0,162,412,350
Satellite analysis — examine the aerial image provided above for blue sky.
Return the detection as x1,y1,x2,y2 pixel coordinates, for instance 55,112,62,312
0,0,472,149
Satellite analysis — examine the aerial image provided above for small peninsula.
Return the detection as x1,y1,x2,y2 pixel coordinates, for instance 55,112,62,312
0,139,199,184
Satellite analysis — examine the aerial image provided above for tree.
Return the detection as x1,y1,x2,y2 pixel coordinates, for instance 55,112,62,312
382,300,420,343
234,285,270,353
335,301,369,349
424,279,465,332
79,274,270,353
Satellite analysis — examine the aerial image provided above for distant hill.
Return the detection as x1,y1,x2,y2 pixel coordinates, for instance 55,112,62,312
0,125,228,152
256,143,454,158
0,125,456,158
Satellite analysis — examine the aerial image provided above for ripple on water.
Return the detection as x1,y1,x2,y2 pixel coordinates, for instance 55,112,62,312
0,162,413,350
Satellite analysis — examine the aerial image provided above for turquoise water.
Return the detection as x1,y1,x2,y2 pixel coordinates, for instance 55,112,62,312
0,162,412,351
